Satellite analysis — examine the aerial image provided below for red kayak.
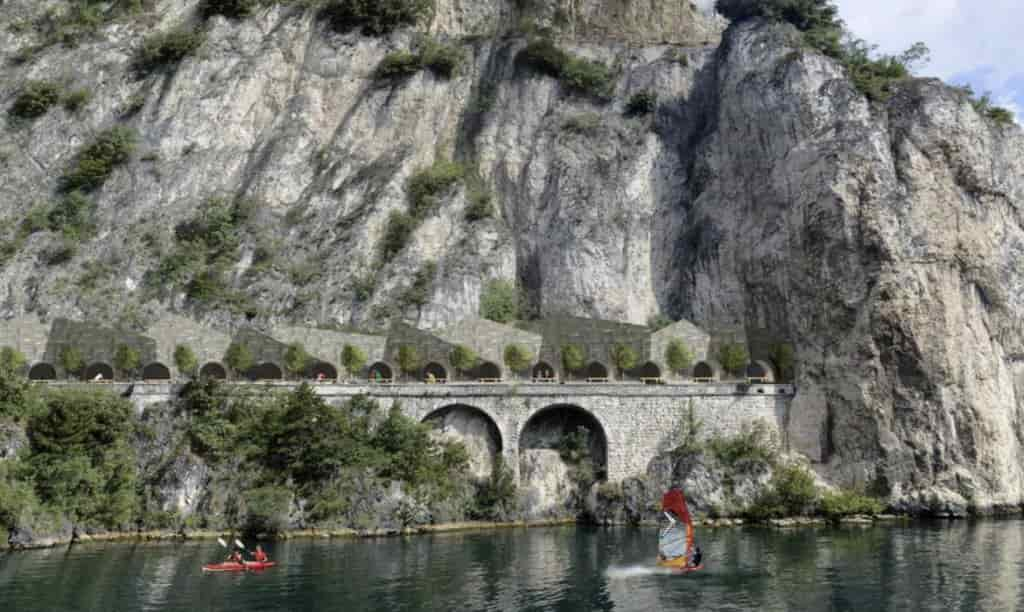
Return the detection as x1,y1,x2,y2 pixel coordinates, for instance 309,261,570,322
202,561,277,573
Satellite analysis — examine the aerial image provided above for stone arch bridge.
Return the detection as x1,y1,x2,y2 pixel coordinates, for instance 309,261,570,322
125,381,796,483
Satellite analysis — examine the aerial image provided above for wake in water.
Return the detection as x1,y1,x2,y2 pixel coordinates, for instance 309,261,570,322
606,565,679,579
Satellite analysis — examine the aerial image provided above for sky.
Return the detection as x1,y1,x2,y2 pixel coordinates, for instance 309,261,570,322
695,0,1021,121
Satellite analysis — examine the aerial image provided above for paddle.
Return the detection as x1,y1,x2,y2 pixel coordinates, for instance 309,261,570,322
217,537,229,549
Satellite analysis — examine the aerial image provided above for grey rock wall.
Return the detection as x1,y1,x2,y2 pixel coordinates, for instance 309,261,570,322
0,1,1022,512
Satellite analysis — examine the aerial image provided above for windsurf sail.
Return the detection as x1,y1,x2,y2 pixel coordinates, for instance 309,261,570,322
657,489,694,567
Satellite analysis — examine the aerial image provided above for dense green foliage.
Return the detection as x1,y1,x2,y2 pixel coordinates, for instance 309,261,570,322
375,51,423,80
0,366,44,422
174,344,198,377
610,344,637,377
665,339,693,375
707,420,778,469
503,344,533,377
60,127,137,192
819,489,884,519
46,191,97,242
318,0,434,36
61,88,92,113
518,39,615,99
745,463,818,520
399,262,437,310
625,90,657,116
135,27,205,74
718,342,749,376
340,344,367,379
479,279,520,323
715,0,928,101
561,344,586,376
469,456,517,520
9,81,61,119
23,388,138,528
464,181,494,222
449,344,478,378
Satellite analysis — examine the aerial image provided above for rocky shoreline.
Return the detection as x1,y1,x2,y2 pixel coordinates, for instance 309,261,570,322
14,513,1005,553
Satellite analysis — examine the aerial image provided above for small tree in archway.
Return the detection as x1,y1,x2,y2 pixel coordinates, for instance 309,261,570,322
561,344,585,380
665,339,693,377
283,342,311,379
610,344,637,379
174,344,198,378
719,342,749,378
59,346,84,379
503,344,533,379
340,344,367,381
449,344,478,380
225,342,254,377
114,344,141,379
396,345,421,381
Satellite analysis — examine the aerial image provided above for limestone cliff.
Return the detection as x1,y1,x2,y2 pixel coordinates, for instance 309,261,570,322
1,1,1023,513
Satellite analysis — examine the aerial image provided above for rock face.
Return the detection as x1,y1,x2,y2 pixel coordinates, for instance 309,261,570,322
0,1,1023,513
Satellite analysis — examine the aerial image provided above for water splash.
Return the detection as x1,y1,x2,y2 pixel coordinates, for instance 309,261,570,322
606,565,677,579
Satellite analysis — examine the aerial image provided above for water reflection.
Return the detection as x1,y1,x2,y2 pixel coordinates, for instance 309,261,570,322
2,522,1023,611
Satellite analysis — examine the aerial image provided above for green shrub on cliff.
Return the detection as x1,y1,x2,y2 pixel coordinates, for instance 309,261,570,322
1,368,44,421
135,27,205,74
60,127,137,193
0,346,27,376
819,489,884,519
407,159,464,220
201,0,262,19
9,81,61,119
479,279,521,324
319,0,434,36
518,39,615,99
745,463,817,520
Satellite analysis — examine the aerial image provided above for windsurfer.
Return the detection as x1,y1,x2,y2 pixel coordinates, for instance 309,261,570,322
690,545,702,568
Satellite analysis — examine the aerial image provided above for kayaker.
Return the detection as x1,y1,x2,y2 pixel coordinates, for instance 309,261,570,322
252,545,269,563
226,550,243,564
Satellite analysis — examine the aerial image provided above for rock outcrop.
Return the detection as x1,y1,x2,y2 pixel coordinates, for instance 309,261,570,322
1,1,1022,513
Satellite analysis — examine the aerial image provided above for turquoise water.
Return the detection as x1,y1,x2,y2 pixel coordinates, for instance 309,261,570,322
2,522,1023,611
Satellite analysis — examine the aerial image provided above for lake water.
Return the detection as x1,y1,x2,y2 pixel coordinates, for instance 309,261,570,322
2,521,1023,611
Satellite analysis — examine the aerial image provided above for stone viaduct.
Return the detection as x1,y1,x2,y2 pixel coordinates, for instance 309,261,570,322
124,381,795,483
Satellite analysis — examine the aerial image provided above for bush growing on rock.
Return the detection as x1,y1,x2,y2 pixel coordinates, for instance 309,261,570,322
375,51,422,80
135,27,205,74
396,345,421,380
0,346,27,377
380,211,415,263
9,81,61,119
61,88,91,114
745,463,817,520
419,38,465,78
60,127,137,193
242,485,291,536
665,339,693,375
113,344,141,379
503,344,533,378
319,0,434,36
518,39,615,99
224,342,254,376
407,159,464,220
625,90,657,116
449,344,478,379
283,342,311,378
479,279,521,324
561,344,586,377
200,0,261,19
610,344,638,378
819,489,883,520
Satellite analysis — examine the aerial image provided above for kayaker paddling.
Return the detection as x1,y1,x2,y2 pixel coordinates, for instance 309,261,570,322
251,545,269,563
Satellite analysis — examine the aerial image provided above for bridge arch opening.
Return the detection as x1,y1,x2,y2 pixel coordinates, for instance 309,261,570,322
422,404,502,480
520,403,608,483
247,362,283,381
200,362,227,380
423,362,447,382
693,360,722,381
532,361,556,380
476,361,501,380
309,361,338,380
633,361,662,380
28,363,56,381
585,361,609,380
142,362,172,380
746,360,775,382
83,362,114,381
368,362,393,382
